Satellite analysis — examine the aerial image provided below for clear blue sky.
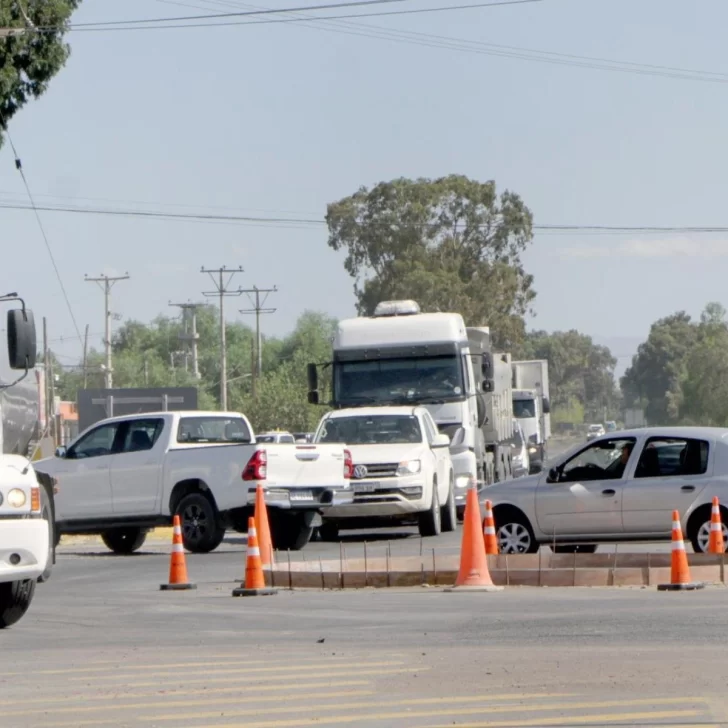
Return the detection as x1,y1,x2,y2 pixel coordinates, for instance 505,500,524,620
3,0,727,378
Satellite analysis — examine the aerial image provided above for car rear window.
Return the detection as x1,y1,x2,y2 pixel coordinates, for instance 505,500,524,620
177,416,252,444
634,437,709,478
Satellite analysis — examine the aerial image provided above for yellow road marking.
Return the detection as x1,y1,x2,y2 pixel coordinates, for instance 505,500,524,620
0,680,372,709
68,659,404,682
120,665,427,689
423,713,713,728
41,695,701,728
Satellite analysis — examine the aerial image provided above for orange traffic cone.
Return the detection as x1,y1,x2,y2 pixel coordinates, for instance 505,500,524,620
657,510,705,591
482,500,499,555
232,517,278,597
445,487,502,592
708,497,725,555
254,484,274,566
160,515,196,591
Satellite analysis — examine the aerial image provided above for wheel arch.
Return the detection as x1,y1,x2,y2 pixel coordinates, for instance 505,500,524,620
492,503,535,533
169,479,219,516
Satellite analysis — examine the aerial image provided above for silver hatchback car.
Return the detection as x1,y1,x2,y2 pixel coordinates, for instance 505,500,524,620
483,426,728,554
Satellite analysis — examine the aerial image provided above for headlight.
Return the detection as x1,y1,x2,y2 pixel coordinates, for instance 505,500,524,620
455,475,474,489
528,446,537,454
7,489,26,508
396,460,421,476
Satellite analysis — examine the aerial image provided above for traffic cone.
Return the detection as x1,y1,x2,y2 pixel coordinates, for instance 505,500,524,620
657,509,705,591
160,515,197,591
709,497,725,555
445,487,502,592
232,517,278,597
254,484,274,566
482,500,499,555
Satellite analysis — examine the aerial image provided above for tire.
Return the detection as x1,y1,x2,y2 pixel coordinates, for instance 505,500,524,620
418,481,442,537
318,522,340,542
0,579,36,629
440,473,457,533
101,527,148,555
176,492,226,553
495,511,539,554
552,544,598,554
270,512,314,551
37,486,55,583
689,507,728,554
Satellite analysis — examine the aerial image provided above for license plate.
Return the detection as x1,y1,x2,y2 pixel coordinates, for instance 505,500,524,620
354,483,379,493
289,490,314,501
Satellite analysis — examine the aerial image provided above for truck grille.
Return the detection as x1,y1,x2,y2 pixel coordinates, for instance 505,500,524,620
356,463,398,479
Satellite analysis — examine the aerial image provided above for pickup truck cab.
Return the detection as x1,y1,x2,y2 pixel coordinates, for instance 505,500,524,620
34,410,353,553
313,406,456,539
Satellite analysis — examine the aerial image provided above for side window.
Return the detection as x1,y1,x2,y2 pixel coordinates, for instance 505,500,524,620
68,423,120,459
557,438,636,482
634,438,709,478
120,419,164,454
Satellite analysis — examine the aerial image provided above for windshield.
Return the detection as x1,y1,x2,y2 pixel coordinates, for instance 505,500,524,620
333,355,465,405
513,399,536,418
177,416,252,443
316,415,423,445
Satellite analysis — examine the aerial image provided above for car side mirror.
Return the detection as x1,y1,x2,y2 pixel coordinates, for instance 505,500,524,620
431,433,450,448
449,427,465,448
547,466,560,483
55,446,67,458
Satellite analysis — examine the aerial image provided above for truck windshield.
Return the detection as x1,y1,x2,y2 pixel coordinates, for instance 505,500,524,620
334,355,464,405
177,416,252,444
317,415,422,444
513,399,536,418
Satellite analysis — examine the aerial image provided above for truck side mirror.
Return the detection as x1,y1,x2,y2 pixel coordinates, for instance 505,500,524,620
306,363,318,391
7,308,36,370
307,390,319,405
542,396,551,414
481,353,493,378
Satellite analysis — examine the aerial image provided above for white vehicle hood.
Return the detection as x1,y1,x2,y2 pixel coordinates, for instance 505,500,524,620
345,443,425,464
32,456,62,476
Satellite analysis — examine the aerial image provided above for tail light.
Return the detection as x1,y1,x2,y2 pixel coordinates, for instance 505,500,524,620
343,449,353,479
242,449,267,481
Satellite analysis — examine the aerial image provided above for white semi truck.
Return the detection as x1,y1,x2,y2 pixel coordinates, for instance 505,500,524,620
511,359,551,473
0,295,55,628
307,300,515,518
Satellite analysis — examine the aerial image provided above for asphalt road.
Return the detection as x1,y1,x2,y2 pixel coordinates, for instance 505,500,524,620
3,549,728,727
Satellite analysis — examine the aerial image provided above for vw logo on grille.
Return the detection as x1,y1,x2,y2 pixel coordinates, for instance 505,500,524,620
353,464,368,480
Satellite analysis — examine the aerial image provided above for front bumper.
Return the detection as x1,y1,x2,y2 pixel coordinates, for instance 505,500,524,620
0,518,49,583
325,475,427,518
245,485,354,510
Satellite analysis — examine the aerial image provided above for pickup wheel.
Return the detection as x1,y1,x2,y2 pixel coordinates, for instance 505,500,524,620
177,493,226,553
101,527,147,555
0,579,36,629
318,522,340,542
270,512,314,551
440,473,457,533
418,481,442,538
37,486,55,583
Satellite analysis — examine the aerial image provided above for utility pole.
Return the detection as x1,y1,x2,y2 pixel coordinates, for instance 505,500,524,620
239,285,277,382
84,272,130,389
42,317,50,431
82,324,89,388
201,266,243,410
169,301,204,380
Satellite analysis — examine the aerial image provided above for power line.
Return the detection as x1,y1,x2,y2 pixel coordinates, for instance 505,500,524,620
201,266,244,409
0,111,84,347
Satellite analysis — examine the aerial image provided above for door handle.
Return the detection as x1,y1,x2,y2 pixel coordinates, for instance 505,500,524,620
681,485,695,492
601,489,616,496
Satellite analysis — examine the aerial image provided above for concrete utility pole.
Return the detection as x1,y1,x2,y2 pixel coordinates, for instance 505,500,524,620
201,266,243,410
84,273,130,389
169,301,204,380
239,286,277,381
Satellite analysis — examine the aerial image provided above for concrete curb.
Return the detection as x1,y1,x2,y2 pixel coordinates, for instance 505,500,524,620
60,527,174,546
260,552,728,590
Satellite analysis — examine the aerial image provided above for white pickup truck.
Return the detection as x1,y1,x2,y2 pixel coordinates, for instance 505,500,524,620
34,410,354,553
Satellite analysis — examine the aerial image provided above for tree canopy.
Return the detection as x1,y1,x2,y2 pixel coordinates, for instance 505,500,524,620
326,175,535,349
0,1,80,145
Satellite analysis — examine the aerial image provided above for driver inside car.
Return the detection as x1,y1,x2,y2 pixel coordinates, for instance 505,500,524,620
604,442,633,479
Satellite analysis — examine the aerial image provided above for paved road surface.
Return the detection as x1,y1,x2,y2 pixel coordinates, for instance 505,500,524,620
3,550,727,727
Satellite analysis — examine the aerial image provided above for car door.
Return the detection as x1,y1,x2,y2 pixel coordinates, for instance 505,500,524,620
535,436,636,537
622,436,711,535
53,421,121,521
109,418,165,516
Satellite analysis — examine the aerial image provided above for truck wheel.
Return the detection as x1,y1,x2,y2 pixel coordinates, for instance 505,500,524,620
418,481,442,537
37,486,55,583
270,512,314,551
440,474,457,533
177,493,226,553
101,527,147,555
318,522,340,542
0,579,36,629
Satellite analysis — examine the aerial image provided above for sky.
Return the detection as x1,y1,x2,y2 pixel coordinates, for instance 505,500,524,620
3,0,728,380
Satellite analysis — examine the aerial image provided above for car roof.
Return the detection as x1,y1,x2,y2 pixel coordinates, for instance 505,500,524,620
325,406,423,419
595,426,728,441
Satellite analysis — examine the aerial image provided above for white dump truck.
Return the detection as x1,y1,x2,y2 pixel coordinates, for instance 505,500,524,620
0,295,56,628
307,299,514,518
512,359,551,473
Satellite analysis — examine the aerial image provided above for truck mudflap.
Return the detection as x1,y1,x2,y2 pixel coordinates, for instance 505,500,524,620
245,486,354,510
0,518,49,583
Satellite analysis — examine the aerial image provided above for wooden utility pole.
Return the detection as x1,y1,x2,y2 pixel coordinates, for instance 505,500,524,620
239,285,277,388
82,324,89,388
